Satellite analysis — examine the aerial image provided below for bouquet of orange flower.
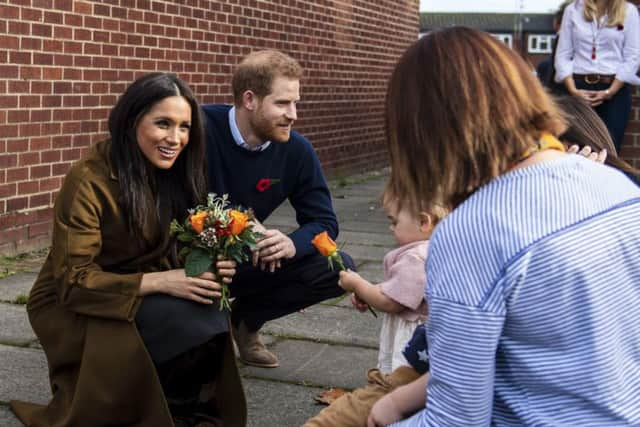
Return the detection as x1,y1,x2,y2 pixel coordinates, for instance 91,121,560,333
312,231,377,317
170,193,262,311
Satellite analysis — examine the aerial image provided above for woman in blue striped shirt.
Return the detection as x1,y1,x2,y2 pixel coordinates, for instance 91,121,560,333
369,27,640,426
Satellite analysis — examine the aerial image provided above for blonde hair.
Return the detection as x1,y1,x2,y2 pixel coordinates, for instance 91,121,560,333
382,183,449,228
582,0,627,27
232,50,302,106
385,28,566,212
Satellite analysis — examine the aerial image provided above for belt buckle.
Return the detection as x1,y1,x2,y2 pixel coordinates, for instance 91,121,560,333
585,74,600,84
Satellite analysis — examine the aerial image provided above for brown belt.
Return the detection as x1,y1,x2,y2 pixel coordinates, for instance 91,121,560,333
573,73,615,85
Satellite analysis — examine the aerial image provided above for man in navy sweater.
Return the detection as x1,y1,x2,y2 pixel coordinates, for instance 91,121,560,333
202,50,355,368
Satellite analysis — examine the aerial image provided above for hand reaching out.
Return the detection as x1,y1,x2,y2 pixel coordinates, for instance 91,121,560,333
338,270,363,293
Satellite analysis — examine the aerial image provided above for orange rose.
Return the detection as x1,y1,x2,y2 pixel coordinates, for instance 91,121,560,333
312,231,337,257
189,211,208,234
228,210,249,235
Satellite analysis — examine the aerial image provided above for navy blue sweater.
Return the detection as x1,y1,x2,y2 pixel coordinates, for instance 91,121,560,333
201,104,338,259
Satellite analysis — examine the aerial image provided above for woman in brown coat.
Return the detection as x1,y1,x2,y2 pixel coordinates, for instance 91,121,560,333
10,73,246,427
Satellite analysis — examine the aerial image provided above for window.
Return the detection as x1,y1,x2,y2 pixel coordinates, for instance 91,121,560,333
491,33,513,48
528,34,555,54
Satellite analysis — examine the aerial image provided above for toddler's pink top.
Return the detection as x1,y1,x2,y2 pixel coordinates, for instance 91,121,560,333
379,240,429,322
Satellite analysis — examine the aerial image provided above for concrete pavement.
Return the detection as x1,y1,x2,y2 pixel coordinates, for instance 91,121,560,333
0,169,393,427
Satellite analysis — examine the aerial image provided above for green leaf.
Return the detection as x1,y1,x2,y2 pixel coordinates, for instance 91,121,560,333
178,246,191,259
177,232,194,242
185,248,212,277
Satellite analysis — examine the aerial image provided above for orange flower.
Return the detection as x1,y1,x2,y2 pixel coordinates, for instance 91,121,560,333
312,231,337,257
228,210,249,235
189,211,208,234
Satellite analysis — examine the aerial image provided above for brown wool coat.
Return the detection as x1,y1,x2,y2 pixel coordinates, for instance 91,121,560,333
10,140,246,427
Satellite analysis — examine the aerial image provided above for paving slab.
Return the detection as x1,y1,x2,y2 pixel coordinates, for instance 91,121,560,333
244,378,323,427
0,345,50,405
339,243,391,264
0,273,36,303
337,230,395,248
262,304,380,348
242,339,377,390
0,303,36,346
0,406,22,427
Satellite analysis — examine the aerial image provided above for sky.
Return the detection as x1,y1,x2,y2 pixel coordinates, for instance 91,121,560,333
420,0,564,13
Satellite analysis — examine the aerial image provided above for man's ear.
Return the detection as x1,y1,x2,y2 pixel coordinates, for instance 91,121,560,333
418,212,433,234
241,90,258,111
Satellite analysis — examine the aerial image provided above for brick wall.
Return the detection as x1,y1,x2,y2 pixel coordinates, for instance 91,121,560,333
620,0,640,167
0,0,419,255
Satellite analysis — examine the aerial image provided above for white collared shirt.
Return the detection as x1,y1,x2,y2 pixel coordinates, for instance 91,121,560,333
555,0,640,85
227,106,271,152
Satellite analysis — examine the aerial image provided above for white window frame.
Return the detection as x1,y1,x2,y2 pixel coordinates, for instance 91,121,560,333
528,34,555,54
491,33,513,48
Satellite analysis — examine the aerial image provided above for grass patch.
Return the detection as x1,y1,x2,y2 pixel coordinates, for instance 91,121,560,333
13,293,28,305
0,248,48,279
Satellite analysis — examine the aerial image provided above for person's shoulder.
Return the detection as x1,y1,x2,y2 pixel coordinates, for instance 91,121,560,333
201,104,231,120
624,2,639,18
58,141,113,205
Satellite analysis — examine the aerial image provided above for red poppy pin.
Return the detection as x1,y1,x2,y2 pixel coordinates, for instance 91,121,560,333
256,178,280,192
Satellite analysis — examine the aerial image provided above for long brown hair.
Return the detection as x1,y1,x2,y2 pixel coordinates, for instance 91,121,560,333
556,94,640,177
385,27,565,212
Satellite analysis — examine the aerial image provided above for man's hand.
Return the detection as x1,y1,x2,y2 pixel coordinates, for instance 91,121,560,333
253,228,296,272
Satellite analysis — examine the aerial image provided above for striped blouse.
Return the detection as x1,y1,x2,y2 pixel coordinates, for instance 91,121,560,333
392,155,640,426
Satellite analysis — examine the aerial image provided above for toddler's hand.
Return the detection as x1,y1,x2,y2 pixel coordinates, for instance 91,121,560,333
338,269,361,292
350,293,369,312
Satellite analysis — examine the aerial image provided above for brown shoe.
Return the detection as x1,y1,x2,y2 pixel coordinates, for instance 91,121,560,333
232,322,279,368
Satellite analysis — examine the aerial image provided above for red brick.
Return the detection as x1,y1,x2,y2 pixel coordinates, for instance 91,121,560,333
8,110,29,123
7,167,29,182
39,176,61,191
30,165,51,179
19,123,42,137
18,181,39,194
0,154,18,169
0,226,28,245
0,5,19,19
0,95,18,108
8,139,29,153
20,96,41,108
29,221,51,238
19,152,40,166
0,36,19,50
7,197,28,211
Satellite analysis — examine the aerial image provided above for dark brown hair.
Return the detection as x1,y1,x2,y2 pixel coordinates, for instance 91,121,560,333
556,94,640,178
385,27,566,211
232,50,303,106
108,72,207,241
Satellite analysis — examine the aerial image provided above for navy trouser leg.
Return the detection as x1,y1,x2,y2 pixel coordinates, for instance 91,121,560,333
594,84,631,153
229,252,355,331
574,80,632,152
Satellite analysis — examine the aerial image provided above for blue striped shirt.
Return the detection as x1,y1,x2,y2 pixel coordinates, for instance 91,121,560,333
392,155,640,426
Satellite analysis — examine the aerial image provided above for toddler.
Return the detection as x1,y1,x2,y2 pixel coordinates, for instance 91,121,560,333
303,192,447,427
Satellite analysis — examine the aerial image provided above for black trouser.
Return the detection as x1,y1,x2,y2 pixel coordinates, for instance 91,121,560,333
229,252,355,331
